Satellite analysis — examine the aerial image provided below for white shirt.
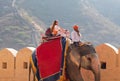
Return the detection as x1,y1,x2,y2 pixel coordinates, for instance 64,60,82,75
54,25,61,31
71,31,82,42
54,25,68,37
51,25,70,37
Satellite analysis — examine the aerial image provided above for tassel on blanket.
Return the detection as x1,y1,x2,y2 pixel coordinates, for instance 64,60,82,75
57,75,68,81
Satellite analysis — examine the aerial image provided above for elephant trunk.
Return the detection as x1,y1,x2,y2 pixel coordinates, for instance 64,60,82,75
93,65,100,81
91,55,101,81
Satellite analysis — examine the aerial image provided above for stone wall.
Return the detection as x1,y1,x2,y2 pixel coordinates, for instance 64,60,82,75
96,43,120,81
0,44,120,81
0,47,35,81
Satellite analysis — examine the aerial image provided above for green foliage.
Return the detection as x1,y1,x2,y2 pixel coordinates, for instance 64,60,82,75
16,32,30,39
4,27,11,32
22,26,30,30
4,26,22,31
0,39,3,43
9,26,21,30
14,39,26,45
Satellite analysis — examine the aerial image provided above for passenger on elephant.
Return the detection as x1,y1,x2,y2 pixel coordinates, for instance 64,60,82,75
42,27,61,42
41,27,52,42
71,25,82,46
64,29,70,38
42,20,70,43
50,20,70,37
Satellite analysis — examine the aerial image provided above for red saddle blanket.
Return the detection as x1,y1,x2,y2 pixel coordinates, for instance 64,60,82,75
36,37,62,79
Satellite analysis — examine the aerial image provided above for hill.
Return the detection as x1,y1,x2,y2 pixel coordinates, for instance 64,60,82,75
0,0,44,50
0,0,120,49
16,0,120,47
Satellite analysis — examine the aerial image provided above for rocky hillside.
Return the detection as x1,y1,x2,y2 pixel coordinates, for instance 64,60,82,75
16,0,120,47
0,0,44,50
0,0,120,49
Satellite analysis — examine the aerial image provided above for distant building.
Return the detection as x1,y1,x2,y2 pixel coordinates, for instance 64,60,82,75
96,43,120,81
1,45,120,81
15,47,35,81
0,48,17,81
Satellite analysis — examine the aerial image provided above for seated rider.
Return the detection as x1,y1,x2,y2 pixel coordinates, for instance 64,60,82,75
41,20,71,44
42,25,62,42
71,25,82,46
50,20,70,37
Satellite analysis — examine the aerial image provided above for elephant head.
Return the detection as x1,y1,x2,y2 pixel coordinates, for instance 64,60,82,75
66,43,101,81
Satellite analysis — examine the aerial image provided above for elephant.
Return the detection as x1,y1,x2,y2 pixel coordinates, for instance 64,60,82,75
28,40,100,81
66,43,101,81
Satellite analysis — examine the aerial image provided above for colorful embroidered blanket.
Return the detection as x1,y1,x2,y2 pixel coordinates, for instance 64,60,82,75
36,37,63,79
